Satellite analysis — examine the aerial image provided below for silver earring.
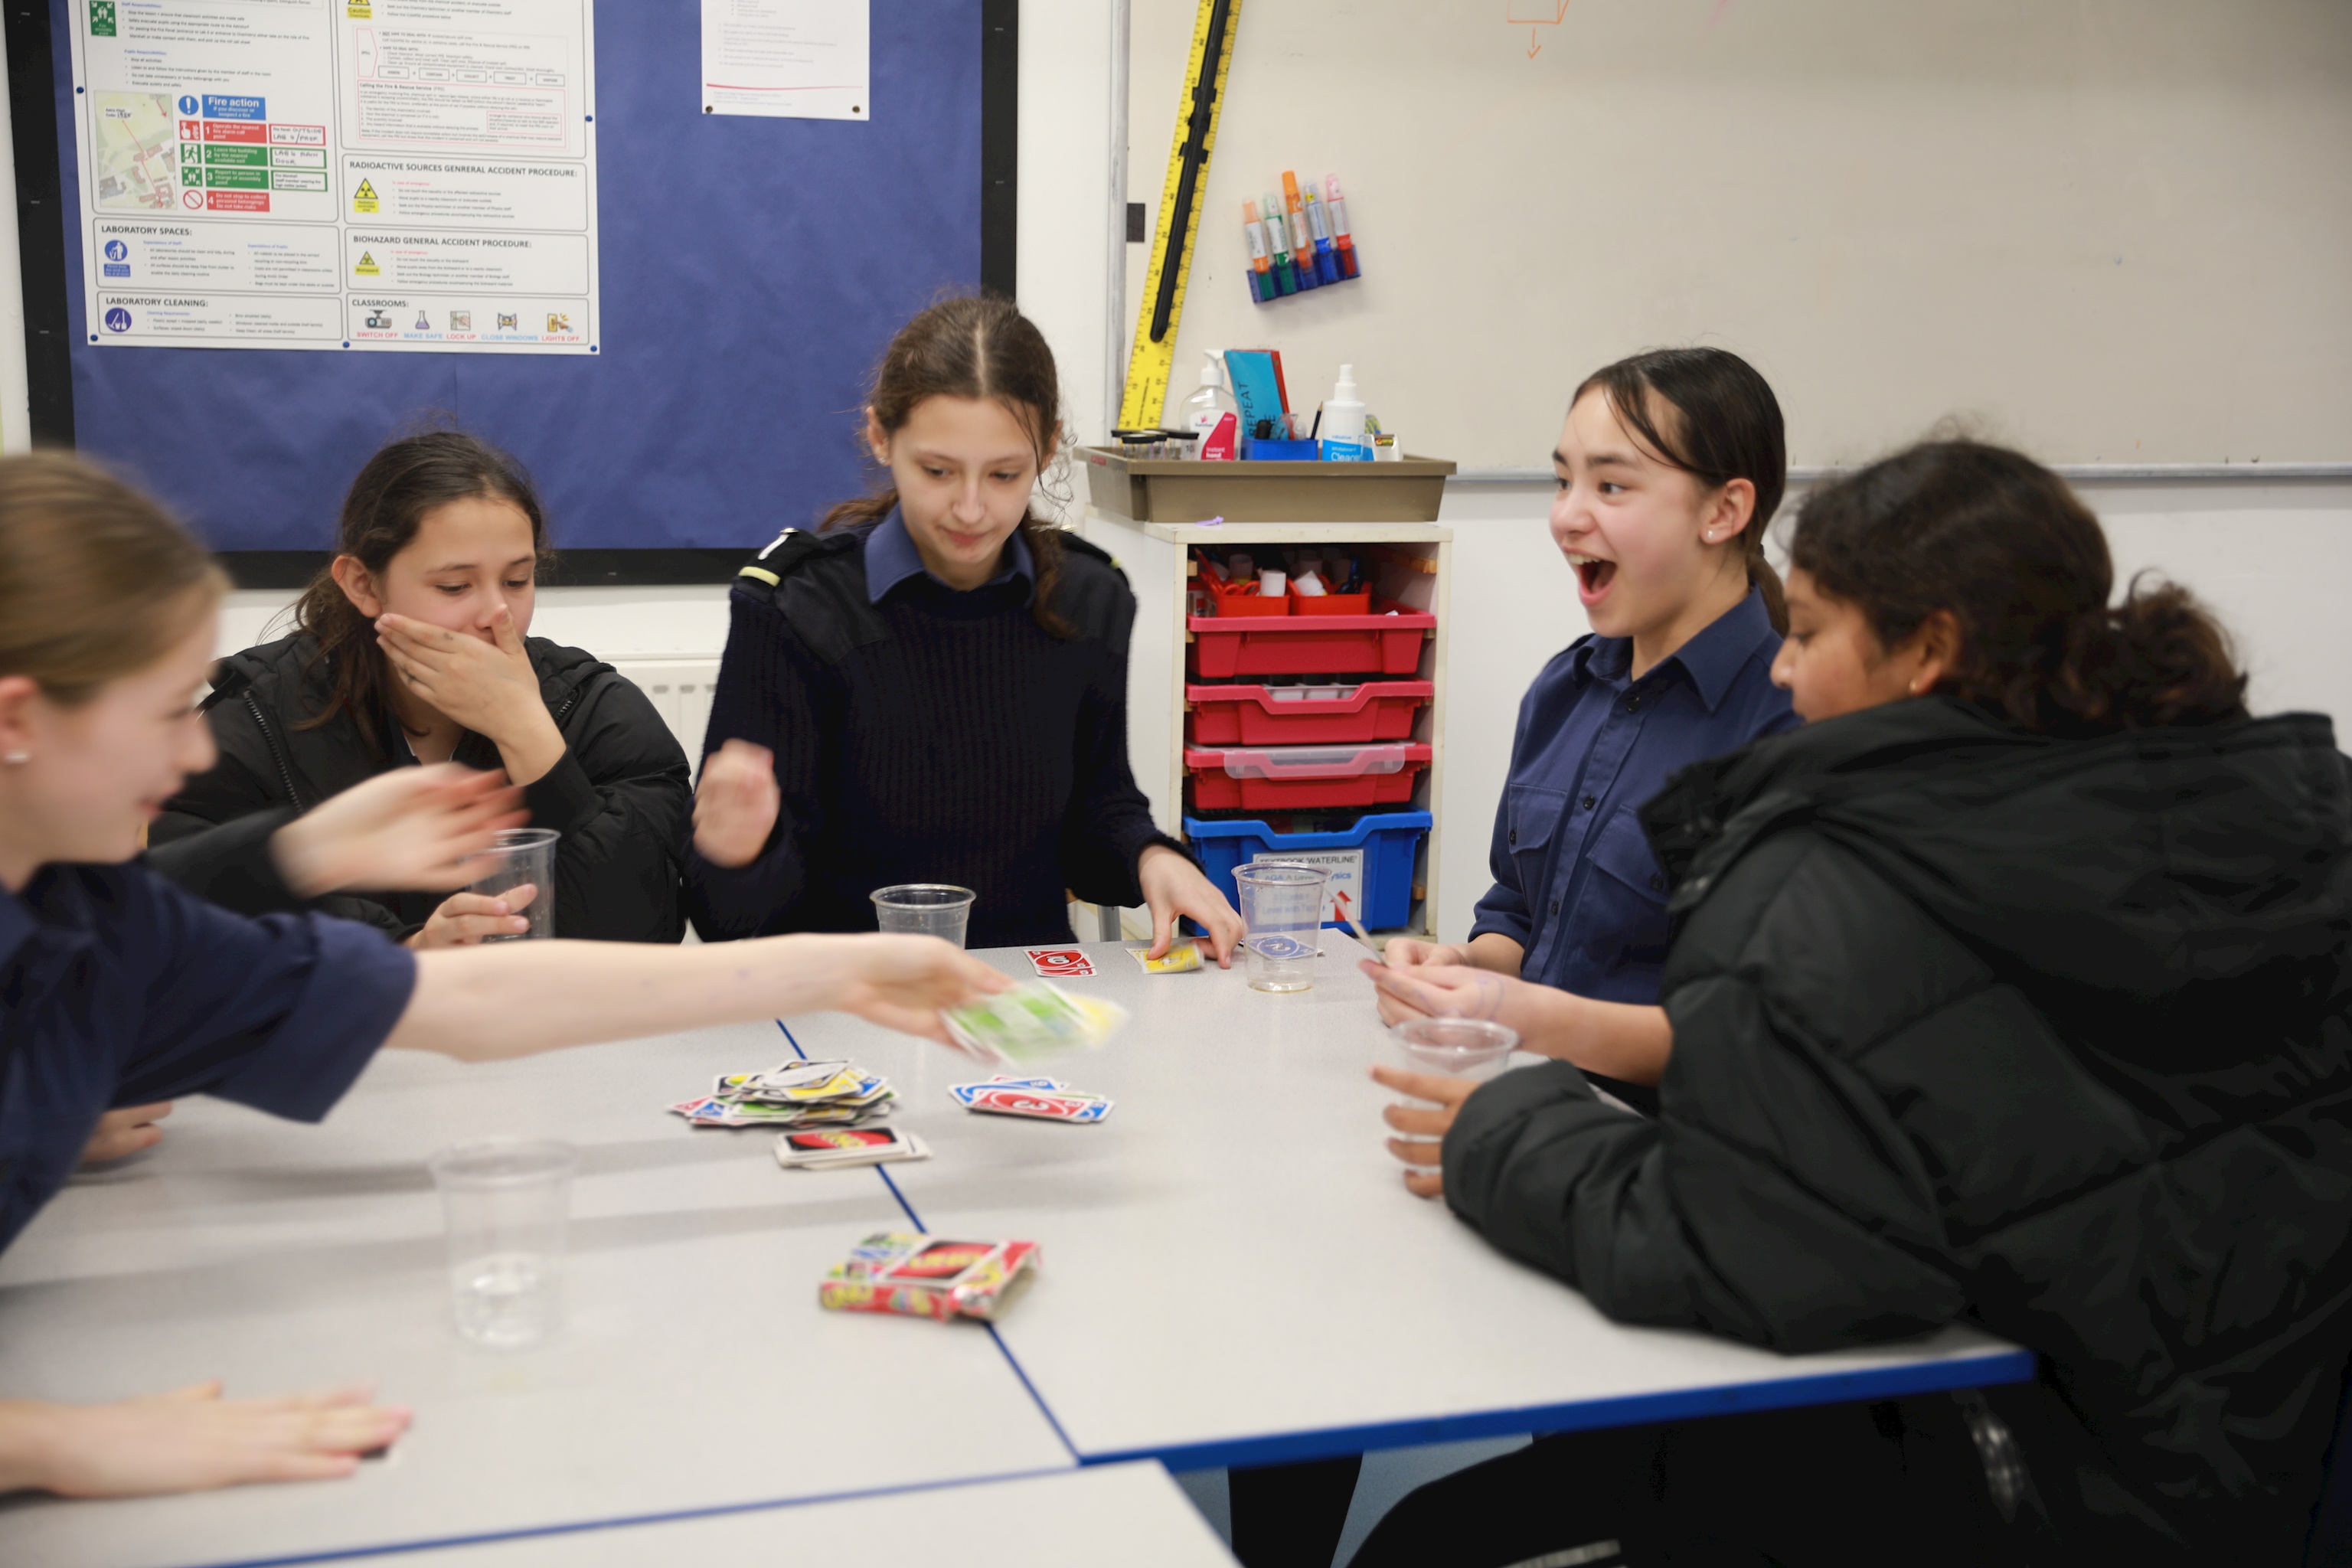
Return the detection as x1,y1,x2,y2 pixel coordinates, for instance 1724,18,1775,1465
2,750,28,765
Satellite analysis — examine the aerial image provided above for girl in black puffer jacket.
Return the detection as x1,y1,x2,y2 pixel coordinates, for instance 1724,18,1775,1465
1358,443,2350,1566
151,430,690,946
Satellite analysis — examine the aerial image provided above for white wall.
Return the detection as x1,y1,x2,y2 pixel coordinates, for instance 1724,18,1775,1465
87,9,2352,955
1431,478,2352,944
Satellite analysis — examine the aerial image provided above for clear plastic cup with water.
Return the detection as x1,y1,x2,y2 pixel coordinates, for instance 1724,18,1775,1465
467,827,558,941
1235,862,1331,992
1383,1018,1520,1143
871,884,975,949
429,1138,577,1349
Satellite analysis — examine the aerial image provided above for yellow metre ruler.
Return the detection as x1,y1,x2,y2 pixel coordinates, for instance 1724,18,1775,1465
1119,0,1241,433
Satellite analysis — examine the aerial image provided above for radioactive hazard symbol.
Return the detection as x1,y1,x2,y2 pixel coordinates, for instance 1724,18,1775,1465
352,178,379,214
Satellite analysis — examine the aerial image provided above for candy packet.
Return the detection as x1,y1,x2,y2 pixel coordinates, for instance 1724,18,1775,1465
818,1231,1040,1323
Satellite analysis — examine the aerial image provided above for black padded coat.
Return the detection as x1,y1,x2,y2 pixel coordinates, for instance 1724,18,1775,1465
1444,697,2352,1562
149,632,691,942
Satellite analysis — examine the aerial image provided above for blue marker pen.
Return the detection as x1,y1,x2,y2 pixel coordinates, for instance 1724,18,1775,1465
1303,190,1341,286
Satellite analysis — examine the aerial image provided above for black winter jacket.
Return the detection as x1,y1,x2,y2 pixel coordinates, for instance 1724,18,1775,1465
150,632,691,942
1445,698,2352,1562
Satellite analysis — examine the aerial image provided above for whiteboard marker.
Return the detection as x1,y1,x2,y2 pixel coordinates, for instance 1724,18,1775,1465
1262,191,1299,295
1279,172,1320,292
1302,190,1341,286
1323,175,1360,279
1241,201,1274,304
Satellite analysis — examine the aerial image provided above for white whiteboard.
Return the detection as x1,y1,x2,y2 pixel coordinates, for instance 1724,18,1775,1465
1125,0,2352,471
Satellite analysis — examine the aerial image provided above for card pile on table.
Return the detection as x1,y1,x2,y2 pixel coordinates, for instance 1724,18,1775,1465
944,981,1129,1066
774,1125,932,1171
668,1059,894,1129
819,1231,1040,1323
949,1075,1113,1124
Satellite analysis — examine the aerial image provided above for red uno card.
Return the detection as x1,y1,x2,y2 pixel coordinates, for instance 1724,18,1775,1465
961,1087,1112,1124
1024,949,1096,978
773,1126,929,1168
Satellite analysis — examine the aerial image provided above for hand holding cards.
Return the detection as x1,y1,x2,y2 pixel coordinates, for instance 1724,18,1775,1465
942,981,1128,1066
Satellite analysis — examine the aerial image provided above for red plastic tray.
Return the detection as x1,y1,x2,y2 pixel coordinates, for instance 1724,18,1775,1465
1207,591,1292,619
1290,590,1374,616
1186,681,1433,746
1184,743,1433,811
1187,600,1434,678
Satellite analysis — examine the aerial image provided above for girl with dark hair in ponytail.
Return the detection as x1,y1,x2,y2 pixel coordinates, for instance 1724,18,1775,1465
688,296,1242,956
151,430,692,947
1376,347,1799,1111
1352,443,2347,1566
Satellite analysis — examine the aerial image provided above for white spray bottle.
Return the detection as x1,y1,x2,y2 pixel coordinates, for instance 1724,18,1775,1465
1181,351,1240,461
1319,364,1369,462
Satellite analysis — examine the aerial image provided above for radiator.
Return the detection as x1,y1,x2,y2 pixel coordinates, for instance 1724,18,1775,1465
607,658,723,767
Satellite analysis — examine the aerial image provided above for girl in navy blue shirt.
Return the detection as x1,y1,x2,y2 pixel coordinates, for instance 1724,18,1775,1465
1380,348,1798,1104
0,454,1005,1501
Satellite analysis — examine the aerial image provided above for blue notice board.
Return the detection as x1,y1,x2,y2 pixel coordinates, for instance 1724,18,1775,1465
45,0,982,554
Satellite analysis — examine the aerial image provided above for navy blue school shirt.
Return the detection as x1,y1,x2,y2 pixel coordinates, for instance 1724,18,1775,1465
864,510,1034,602
1470,586,1798,1001
0,861,416,1254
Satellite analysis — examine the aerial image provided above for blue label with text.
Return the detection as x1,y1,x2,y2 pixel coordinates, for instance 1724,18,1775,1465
202,95,266,120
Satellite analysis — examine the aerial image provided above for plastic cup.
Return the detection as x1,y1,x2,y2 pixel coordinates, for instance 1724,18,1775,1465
1383,1018,1520,1143
1234,861,1331,992
467,827,558,941
871,884,975,949
428,1138,577,1349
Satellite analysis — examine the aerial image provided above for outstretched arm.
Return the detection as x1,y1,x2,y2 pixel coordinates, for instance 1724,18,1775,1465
0,1381,410,1498
389,930,1011,1060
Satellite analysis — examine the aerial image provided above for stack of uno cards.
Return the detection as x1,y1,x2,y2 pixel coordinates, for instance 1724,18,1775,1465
818,1231,1040,1323
949,1075,1113,1124
668,1059,894,1129
774,1125,931,1171
943,981,1128,1067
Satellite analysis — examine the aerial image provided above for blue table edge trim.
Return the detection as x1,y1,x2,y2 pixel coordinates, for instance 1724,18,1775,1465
163,1465,1087,1568
779,1021,2038,1481
1080,1348,2040,1474
779,1020,1083,1466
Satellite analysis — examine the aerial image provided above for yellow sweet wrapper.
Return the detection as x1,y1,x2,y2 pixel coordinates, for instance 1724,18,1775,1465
1125,939,1203,974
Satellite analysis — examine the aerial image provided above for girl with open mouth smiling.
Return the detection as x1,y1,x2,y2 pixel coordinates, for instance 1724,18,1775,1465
1377,346,1798,1114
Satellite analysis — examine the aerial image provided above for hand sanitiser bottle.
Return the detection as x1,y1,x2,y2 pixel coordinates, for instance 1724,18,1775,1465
1319,364,1370,462
1181,351,1240,461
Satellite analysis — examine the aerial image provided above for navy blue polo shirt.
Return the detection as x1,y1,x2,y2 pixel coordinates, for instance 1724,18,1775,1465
863,511,1035,604
1470,586,1798,1001
0,862,416,1254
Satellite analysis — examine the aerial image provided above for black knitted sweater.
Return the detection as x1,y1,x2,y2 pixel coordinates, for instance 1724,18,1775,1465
685,521,1181,949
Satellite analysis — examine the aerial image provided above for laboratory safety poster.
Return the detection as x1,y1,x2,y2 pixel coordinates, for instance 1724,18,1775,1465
68,0,599,354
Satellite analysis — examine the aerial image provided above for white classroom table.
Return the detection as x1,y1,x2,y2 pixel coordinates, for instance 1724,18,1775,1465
0,1021,1074,1568
786,937,2037,1472
342,1462,1235,1566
